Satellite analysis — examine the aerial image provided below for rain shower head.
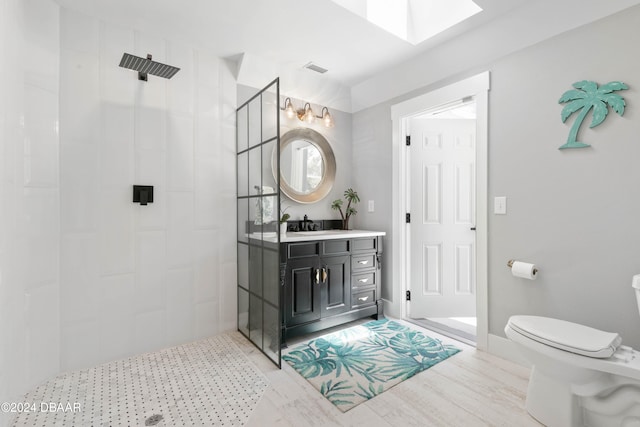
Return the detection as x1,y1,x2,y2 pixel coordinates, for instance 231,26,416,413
118,53,180,81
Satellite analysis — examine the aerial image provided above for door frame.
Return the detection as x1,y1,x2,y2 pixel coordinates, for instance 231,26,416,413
390,72,489,350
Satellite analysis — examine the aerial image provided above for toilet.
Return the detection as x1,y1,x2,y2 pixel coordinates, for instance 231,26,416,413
505,276,640,427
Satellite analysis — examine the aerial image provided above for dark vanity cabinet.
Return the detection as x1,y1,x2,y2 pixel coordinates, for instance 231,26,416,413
281,236,383,343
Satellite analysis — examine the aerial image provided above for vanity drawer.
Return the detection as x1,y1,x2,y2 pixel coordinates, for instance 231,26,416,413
351,237,377,253
352,271,376,289
351,254,376,272
323,239,349,255
352,289,376,309
287,242,320,259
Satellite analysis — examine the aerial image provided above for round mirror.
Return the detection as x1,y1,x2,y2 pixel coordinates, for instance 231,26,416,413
274,128,336,204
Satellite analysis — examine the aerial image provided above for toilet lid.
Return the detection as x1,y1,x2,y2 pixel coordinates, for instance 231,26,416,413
508,315,622,358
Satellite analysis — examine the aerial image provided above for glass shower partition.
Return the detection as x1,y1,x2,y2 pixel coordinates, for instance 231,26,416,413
236,79,281,366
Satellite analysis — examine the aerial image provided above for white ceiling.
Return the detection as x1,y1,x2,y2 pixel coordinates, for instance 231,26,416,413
53,0,640,105
53,0,530,87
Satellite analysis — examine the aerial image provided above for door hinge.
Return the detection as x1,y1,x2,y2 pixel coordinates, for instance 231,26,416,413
405,135,411,146
406,290,411,301
406,213,410,223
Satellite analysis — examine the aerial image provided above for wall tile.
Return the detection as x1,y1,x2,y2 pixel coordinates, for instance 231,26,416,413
196,49,219,90
168,192,194,230
99,190,134,274
194,156,217,229
60,235,99,324
23,84,58,188
99,315,135,363
135,231,167,312
167,229,193,268
167,113,194,191
25,283,60,389
134,310,166,354
167,192,194,268
194,300,218,339
22,0,59,91
60,7,99,54
60,144,99,232
98,273,135,319
102,103,134,146
24,236,58,288
194,230,219,303
219,261,237,332
136,107,166,152
167,42,194,115
195,109,220,157
59,48,100,143
100,23,135,105
60,321,101,371
166,268,194,345
21,187,58,238
100,139,134,189
22,188,58,287
98,274,135,361
136,147,167,184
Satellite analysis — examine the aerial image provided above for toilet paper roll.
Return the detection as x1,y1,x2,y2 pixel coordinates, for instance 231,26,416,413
511,261,538,280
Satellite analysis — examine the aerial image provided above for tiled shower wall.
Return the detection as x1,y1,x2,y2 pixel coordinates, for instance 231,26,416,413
59,8,237,372
0,1,61,424
1,3,236,421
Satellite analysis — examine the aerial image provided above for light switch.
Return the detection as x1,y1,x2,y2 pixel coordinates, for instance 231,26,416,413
494,196,507,214
368,200,375,213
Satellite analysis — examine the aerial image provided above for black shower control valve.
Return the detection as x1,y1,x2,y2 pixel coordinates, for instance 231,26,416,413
133,185,154,205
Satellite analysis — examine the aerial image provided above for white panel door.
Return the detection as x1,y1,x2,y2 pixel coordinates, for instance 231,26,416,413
409,117,476,318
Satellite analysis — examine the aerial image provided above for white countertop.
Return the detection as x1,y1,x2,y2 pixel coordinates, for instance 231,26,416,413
247,229,385,243
282,229,385,242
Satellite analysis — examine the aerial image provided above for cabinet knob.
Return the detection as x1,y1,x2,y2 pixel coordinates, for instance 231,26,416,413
322,268,327,283
358,278,369,283
315,269,320,284
358,260,369,265
358,296,369,302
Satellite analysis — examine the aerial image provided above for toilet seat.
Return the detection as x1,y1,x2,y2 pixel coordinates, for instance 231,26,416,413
508,315,622,358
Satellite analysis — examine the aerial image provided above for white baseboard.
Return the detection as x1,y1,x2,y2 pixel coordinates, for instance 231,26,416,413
487,333,531,368
382,298,399,318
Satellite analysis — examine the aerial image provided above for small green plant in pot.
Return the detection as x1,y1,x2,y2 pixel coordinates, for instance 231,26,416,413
331,188,360,230
279,207,290,234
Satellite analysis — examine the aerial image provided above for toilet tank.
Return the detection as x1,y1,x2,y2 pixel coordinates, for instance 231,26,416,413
633,275,640,316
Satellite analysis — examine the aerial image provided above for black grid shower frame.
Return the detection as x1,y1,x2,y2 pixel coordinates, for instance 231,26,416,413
236,78,281,368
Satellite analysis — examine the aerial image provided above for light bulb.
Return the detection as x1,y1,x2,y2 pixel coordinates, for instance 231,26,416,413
284,99,295,119
322,108,333,127
304,104,315,124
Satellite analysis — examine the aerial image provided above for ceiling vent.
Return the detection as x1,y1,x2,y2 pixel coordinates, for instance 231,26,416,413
303,62,328,74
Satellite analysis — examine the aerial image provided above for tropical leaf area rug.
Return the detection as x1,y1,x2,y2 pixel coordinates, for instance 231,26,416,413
283,318,461,412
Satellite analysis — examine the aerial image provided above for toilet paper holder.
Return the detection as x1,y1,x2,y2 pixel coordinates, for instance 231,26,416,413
507,259,538,275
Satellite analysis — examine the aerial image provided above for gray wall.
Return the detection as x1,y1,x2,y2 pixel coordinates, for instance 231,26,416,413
353,5,640,347
238,85,353,225
352,104,394,299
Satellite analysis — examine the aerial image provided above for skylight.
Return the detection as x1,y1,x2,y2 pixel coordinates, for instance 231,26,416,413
332,0,482,45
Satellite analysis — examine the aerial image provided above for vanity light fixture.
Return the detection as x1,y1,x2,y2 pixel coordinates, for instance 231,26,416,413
281,98,334,128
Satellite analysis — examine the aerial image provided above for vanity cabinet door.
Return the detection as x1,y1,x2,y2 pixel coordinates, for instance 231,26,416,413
284,257,321,327
320,255,351,317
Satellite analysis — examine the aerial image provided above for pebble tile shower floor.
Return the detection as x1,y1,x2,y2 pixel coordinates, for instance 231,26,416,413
11,333,268,426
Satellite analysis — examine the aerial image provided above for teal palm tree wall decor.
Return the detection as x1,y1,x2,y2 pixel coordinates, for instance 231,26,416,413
558,80,628,149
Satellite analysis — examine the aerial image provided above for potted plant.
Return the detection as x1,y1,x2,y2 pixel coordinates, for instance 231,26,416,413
279,207,290,237
331,188,360,230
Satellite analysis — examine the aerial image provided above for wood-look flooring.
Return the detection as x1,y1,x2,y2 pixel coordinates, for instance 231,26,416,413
235,319,541,427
